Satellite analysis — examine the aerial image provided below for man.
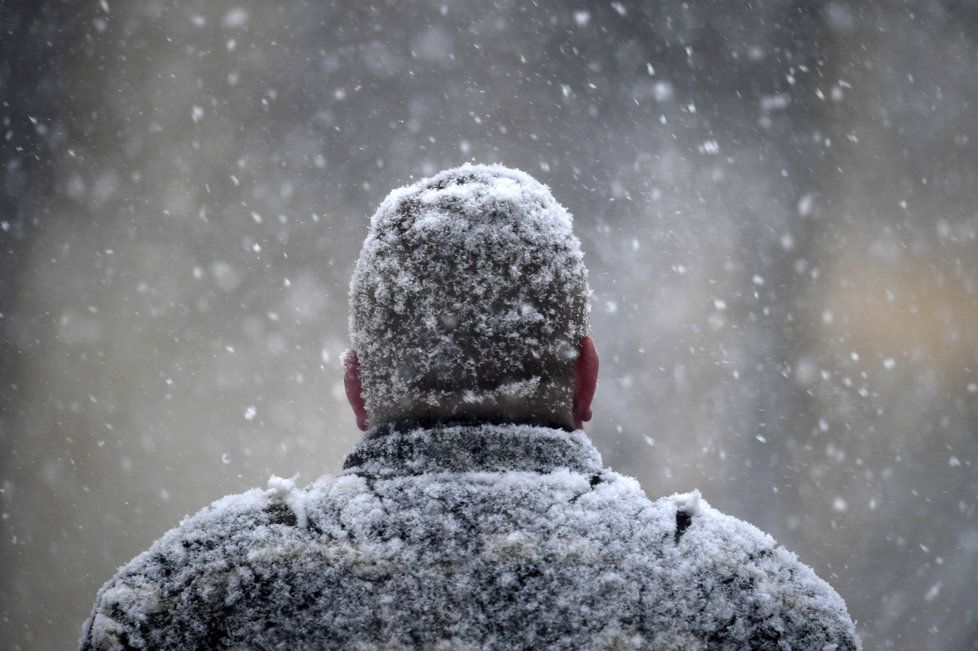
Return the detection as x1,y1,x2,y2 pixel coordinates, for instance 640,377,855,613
81,164,859,649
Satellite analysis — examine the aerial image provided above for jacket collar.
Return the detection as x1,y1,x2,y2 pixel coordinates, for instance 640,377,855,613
342,420,603,477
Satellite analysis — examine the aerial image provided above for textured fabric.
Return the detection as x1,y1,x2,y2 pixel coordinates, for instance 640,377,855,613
80,424,859,650
348,164,591,426
343,422,603,476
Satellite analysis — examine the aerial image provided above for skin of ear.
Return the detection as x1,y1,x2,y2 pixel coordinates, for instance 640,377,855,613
572,336,599,430
343,350,370,431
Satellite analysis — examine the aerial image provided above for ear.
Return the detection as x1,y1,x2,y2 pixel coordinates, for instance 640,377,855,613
343,350,370,431
572,336,599,430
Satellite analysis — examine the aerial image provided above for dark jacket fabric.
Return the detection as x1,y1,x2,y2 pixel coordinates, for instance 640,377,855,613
81,423,859,650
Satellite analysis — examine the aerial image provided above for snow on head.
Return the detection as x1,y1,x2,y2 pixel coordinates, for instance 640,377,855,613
349,163,590,427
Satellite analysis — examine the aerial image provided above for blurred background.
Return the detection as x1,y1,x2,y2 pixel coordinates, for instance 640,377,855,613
2,1,977,648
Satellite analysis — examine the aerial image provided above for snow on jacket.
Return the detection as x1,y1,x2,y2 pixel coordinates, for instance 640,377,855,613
80,423,859,650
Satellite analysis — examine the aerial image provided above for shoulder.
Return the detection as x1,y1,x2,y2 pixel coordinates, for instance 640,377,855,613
652,490,860,650
80,474,352,650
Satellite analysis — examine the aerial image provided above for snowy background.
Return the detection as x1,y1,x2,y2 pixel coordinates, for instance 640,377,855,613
2,1,977,648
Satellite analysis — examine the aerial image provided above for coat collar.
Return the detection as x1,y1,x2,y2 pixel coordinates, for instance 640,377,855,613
342,421,603,477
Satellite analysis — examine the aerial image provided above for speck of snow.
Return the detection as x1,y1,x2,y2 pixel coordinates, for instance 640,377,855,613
698,140,719,154
794,358,817,387
653,82,673,102
266,474,298,497
797,193,815,216
222,7,248,28
244,406,257,421
760,94,790,111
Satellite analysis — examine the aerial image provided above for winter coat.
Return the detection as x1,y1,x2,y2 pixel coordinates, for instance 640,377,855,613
80,422,859,650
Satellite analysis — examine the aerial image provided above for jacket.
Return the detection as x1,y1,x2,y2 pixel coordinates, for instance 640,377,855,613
80,422,859,649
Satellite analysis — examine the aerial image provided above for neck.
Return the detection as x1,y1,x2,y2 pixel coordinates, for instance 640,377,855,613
342,421,603,476
377,416,576,435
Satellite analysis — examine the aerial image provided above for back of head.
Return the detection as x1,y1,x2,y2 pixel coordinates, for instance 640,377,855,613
349,164,590,428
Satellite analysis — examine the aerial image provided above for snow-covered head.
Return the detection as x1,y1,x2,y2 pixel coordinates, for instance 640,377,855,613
349,164,590,428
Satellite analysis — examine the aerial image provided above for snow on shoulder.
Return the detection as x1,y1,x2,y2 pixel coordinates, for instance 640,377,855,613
658,489,859,648
80,439,858,650
349,163,590,426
